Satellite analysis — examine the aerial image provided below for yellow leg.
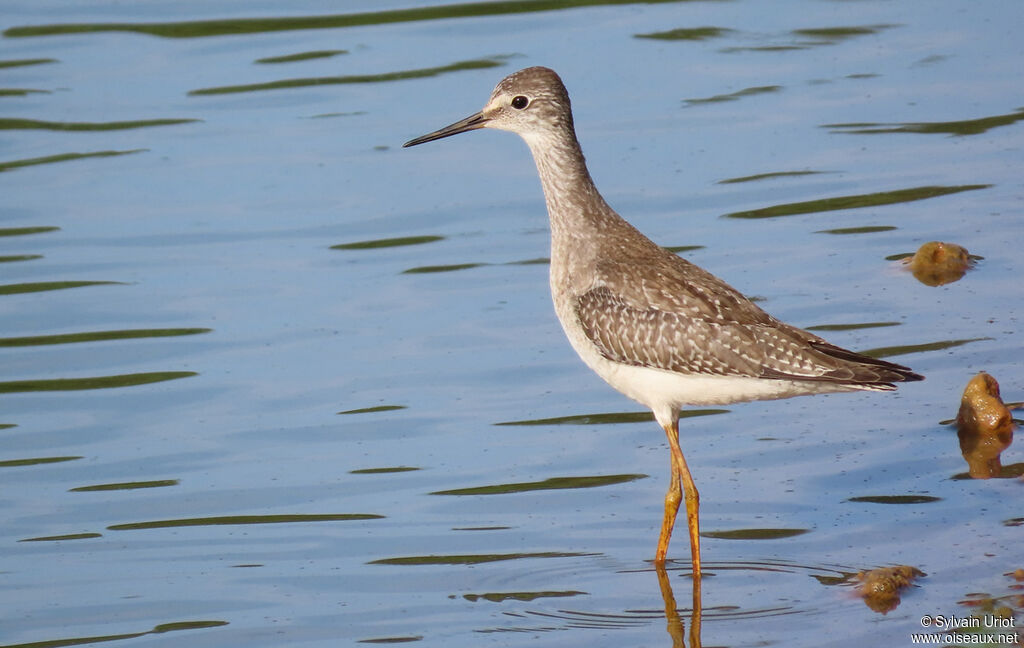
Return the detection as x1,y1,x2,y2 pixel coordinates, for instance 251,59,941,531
656,454,681,563
656,421,702,581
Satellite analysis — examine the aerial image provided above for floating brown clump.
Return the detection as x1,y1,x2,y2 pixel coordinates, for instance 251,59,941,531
957,372,1015,479
905,241,973,286
853,565,925,613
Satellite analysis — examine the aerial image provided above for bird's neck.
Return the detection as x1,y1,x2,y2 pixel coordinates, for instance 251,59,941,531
522,129,618,241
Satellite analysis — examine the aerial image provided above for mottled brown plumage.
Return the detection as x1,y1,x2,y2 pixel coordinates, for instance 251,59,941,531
575,253,919,387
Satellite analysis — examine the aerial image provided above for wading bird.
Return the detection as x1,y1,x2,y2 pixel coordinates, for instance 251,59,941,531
404,67,922,578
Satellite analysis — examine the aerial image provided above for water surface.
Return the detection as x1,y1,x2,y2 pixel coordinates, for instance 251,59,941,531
2,1,1023,646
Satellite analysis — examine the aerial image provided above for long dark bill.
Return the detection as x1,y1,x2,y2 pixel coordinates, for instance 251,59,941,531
403,111,489,148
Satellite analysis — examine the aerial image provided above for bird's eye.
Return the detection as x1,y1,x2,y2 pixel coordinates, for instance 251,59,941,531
511,95,529,110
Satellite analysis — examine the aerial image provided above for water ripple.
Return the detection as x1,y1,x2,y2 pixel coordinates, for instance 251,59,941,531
724,184,991,219
0,372,197,393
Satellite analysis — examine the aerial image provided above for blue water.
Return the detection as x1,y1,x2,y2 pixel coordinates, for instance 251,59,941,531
3,2,1023,646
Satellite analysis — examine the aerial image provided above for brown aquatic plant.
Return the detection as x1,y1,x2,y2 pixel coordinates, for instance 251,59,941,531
904,241,973,286
957,570,1024,628
957,372,1015,479
853,565,925,613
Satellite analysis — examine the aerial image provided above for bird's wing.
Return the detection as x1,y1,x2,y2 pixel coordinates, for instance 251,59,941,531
575,284,822,379
574,255,918,385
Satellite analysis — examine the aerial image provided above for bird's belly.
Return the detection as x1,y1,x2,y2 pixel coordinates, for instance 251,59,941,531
595,359,848,408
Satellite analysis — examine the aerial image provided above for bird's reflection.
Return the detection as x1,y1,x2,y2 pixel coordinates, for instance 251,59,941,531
655,563,702,648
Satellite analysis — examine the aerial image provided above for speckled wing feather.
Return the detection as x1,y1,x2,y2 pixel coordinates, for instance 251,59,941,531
575,252,920,386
